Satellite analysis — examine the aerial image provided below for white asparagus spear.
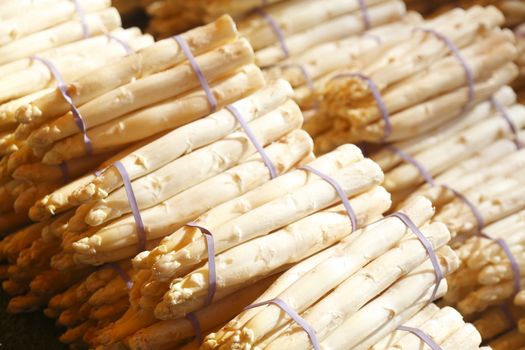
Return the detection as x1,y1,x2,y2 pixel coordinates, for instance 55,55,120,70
71,79,294,203
15,15,238,127
73,129,312,258
150,157,384,287
40,64,265,164
0,0,110,46
266,221,451,349
167,196,433,332
134,143,365,271
440,323,482,350
319,247,458,349
27,38,255,149
0,8,122,65
156,187,390,319
80,99,302,226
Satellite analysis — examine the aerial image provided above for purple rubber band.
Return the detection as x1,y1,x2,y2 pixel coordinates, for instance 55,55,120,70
387,144,485,232
244,298,320,350
113,161,147,253
281,63,316,92
225,104,278,179
398,325,442,350
390,212,444,302
300,165,358,232
186,222,217,306
331,73,392,141
357,0,372,30
415,28,475,107
59,162,70,183
480,232,521,294
388,146,436,186
185,312,204,343
72,0,89,39
102,263,133,289
491,97,523,149
173,35,217,112
105,33,134,55
30,56,93,155
256,8,290,58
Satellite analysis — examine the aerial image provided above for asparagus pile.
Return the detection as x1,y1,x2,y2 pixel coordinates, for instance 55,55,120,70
369,85,525,211
201,196,460,349
314,5,517,146
0,0,152,233
85,144,388,348
371,303,484,349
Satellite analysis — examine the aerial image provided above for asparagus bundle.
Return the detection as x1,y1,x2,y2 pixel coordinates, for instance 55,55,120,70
315,5,517,145
87,143,387,347
365,86,525,231
203,196,458,349
369,304,483,349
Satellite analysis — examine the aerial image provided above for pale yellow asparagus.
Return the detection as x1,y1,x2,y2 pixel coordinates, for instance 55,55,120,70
0,0,62,20
150,157,384,289
318,248,458,350
125,275,277,350
0,222,46,263
157,187,390,319
0,89,54,131
41,64,265,164
14,182,60,214
15,15,238,126
370,304,441,349
27,38,254,150
0,31,152,105
254,0,407,68
266,221,451,349
28,134,165,221
78,99,302,228
133,143,364,270
384,104,525,192
356,62,519,142
440,323,482,350
12,153,109,183
0,8,122,65
73,129,312,258
72,79,294,203
371,86,516,172
0,0,110,46
167,196,433,334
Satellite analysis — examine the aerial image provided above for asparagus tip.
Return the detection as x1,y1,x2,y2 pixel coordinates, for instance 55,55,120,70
15,104,42,124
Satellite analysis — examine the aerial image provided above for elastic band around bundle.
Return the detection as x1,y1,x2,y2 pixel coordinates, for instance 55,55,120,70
256,8,290,58
357,0,372,30
102,262,133,289
387,146,485,231
480,232,521,294
244,298,320,350
226,105,277,179
59,162,70,183
300,165,358,232
331,73,392,141
491,97,523,149
280,63,315,92
397,325,442,350
186,222,217,306
30,56,93,155
414,28,474,107
72,0,89,39
185,312,204,343
113,161,147,253
173,35,217,112
389,212,444,302
105,33,134,55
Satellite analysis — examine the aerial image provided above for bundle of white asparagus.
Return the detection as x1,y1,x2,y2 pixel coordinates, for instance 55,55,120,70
370,303,484,349
369,86,525,228
201,196,459,349
314,5,517,145
81,143,388,348
0,1,154,234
